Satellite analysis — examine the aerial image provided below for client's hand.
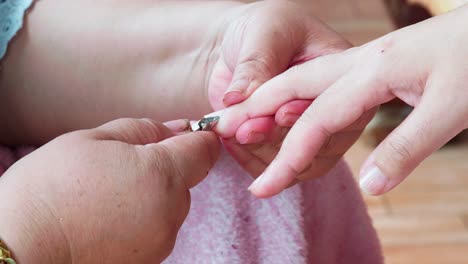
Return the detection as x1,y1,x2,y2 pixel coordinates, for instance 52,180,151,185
0,118,220,263
208,0,369,194
215,4,468,197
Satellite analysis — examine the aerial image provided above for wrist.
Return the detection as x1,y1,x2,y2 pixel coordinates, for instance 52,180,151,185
0,180,71,264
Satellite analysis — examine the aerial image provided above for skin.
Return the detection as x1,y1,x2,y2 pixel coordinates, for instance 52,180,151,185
215,4,468,197
0,118,220,263
0,0,358,191
0,0,236,144
207,0,369,184
0,0,358,262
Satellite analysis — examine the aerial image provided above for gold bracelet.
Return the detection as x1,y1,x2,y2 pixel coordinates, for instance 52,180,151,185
0,239,16,264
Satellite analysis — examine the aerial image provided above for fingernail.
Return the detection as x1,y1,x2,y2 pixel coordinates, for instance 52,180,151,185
164,119,190,132
239,131,266,145
281,113,301,127
223,91,245,106
359,166,389,195
204,109,225,119
230,79,249,91
248,173,264,191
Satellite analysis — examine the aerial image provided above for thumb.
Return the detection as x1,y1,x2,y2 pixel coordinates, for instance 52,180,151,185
222,17,297,106
157,132,221,189
93,118,189,145
223,42,293,107
359,89,464,195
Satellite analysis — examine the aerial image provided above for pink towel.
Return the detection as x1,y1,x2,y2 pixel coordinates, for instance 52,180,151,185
0,146,382,263
165,148,383,264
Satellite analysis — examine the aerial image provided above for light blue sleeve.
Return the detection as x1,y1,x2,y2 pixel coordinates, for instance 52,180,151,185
0,0,34,60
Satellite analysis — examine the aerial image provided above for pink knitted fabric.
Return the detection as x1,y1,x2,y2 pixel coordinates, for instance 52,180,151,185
165,148,383,264
0,146,382,263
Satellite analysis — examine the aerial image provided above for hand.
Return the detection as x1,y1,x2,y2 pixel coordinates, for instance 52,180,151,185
0,0,345,151
215,5,468,196
208,0,364,187
208,0,350,109
0,118,220,263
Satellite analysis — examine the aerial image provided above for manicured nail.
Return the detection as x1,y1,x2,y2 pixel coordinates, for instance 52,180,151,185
239,132,266,145
359,166,389,195
163,119,190,132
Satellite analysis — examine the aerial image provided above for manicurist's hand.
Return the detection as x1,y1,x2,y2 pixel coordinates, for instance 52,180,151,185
0,118,220,263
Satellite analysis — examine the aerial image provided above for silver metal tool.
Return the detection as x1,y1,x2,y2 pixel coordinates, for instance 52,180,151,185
190,116,220,132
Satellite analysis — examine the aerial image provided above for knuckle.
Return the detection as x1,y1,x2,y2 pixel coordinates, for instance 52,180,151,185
295,162,314,181
240,51,278,79
316,122,332,139
132,119,167,142
145,146,178,180
383,133,412,169
319,135,336,156
285,160,306,178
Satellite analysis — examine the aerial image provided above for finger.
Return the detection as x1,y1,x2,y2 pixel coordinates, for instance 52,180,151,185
222,13,299,106
157,132,221,189
235,116,276,144
222,2,353,107
360,79,466,195
275,100,372,134
215,50,357,137
295,156,339,181
242,130,286,166
315,108,377,156
222,138,267,177
248,70,390,198
275,100,313,127
94,118,175,145
274,110,374,182
163,119,191,133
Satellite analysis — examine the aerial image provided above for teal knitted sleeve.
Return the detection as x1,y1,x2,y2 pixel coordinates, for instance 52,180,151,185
0,0,33,60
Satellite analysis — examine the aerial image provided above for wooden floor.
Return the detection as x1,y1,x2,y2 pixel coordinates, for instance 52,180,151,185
268,0,468,263
290,0,468,263
346,138,468,264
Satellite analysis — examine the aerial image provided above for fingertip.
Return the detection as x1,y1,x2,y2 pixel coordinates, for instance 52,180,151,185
238,132,266,145
247,174,285,199
359,165,390,196
276,112,301,127
163,119,190,132
223,91,246,106
275,100,313,127
211,108,247,138
247,161,297,198
160,131,221,188
235,117,275,144
248,173,275,198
